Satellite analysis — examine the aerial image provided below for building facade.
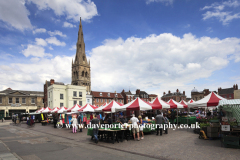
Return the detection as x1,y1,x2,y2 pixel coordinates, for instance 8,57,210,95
161,89,186,102
218,84,238,99
71,18,91,93
191,88,216,101
44,79,64,108
234,89,240,99
149,94,158,102
86,94,93,105
121,90,135,104
91,91,124,107
47,84,86,109
134,89,151,102
0,88,43,118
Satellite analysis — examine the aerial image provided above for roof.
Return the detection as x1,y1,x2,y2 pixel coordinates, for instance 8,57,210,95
91,91,124,99
0,88,43,96
46,81,64,86
124,91,133,95
139,91,148,95
219,88,234,95
149,94,158,97
162,92,186,98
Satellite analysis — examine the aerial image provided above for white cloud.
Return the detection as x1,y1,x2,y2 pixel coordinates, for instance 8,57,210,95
0,55,73,91
27,0,98,22
49,46,53,50
33,28,46,34
63,21,76,28
88,33,240,97
69,45,76,50
21,44,52,58
35,38,47,46
0,0,32,31
201,0,240,25
46,37,66,46
206,27,213,32
48,30,67,37
146,0,174,5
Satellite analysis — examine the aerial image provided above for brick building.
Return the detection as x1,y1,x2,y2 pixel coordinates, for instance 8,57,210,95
161,89,186,102
91,91,124,107
218,84,238,99
121,90,135,104
134,89,151,102
44,79,64,108
149,94,158,102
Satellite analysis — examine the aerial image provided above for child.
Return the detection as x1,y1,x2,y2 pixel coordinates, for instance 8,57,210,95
70,115,78,133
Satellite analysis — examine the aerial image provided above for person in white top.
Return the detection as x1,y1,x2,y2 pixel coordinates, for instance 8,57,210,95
129,114,140,141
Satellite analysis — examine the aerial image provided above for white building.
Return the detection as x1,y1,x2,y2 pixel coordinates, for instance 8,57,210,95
86,94,93,105
47,84,86,108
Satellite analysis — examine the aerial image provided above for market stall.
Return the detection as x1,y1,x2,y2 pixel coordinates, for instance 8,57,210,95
218,99,240,148
151,97,171,109
167,99,184,124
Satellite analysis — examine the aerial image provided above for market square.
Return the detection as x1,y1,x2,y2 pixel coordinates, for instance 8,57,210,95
1,0,240,160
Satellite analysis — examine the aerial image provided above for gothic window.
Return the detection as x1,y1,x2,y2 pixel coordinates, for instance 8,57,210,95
85,72,88,77
82,71,84,77
83,56,85,61
76,72,78,79
79,44,81,48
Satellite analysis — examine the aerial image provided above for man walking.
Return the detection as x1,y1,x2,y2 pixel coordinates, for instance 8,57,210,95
129,114,140,141
155,111,164,136
91,116,100,144
77,114,82,132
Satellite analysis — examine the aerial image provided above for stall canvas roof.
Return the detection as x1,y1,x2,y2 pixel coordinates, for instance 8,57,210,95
188,92,226,108
36,107,45,113
179,100,188,108
56,107,67,113
51,107,59,113
102,101,124,113
115,97,153,111
94,103,108,112
151,97,171,109
78,104,98,112
188,99,195,103
167,99,184,109
66,104,81,112
41,107,52,113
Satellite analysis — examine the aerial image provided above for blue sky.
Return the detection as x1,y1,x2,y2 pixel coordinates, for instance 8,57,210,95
0,0,240,98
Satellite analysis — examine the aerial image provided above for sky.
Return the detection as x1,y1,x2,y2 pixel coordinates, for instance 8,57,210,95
0,0,240,98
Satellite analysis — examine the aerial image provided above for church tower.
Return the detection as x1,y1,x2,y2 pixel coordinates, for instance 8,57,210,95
71,17,91,93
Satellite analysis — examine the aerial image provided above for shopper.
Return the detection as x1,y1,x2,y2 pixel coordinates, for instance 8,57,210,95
77,114,82,132
53,113,58,128
70,115,78,133
155,111,164,136
138,115,144,139
91,116,100,144
129,114,140,141
163,114,169,134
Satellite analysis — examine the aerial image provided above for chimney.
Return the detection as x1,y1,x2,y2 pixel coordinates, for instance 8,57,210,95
50,79,55,85
163,92,166,95
236,84,238,90
233,84,236,89
168,90,171,94
176,89,179,93
183,91,185,95
136,89,140,95
218,87,221,93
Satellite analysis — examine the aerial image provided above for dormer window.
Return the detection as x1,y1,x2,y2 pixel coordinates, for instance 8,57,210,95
115,94,118,97
108,93,110,97
100,92,102,96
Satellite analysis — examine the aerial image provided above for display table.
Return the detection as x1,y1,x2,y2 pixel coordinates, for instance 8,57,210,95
220,127,240,148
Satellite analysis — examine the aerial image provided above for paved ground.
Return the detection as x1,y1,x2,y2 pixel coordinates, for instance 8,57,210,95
0,120,239,160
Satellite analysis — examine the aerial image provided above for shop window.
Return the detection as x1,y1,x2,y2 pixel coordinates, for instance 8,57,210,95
9,98,12,104
16,98,19,103
22,98,26,104
60,94,64,99
73,91,77,97
31,98,35,104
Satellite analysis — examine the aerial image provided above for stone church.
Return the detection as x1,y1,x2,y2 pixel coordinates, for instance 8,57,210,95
71,18,91,93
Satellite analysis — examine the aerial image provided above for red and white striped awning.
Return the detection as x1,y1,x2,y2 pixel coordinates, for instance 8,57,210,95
151,97,171,109
102,101,124,113
188,92,226,108
50,107,59,113
36,107,45,113
41,107,52,113
94,103,108,112
179,100,188,108
78,104,98,112
167,99,184,109
56,107,67,113
66,104,81,112
188,99,195,103
115,97,153,111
